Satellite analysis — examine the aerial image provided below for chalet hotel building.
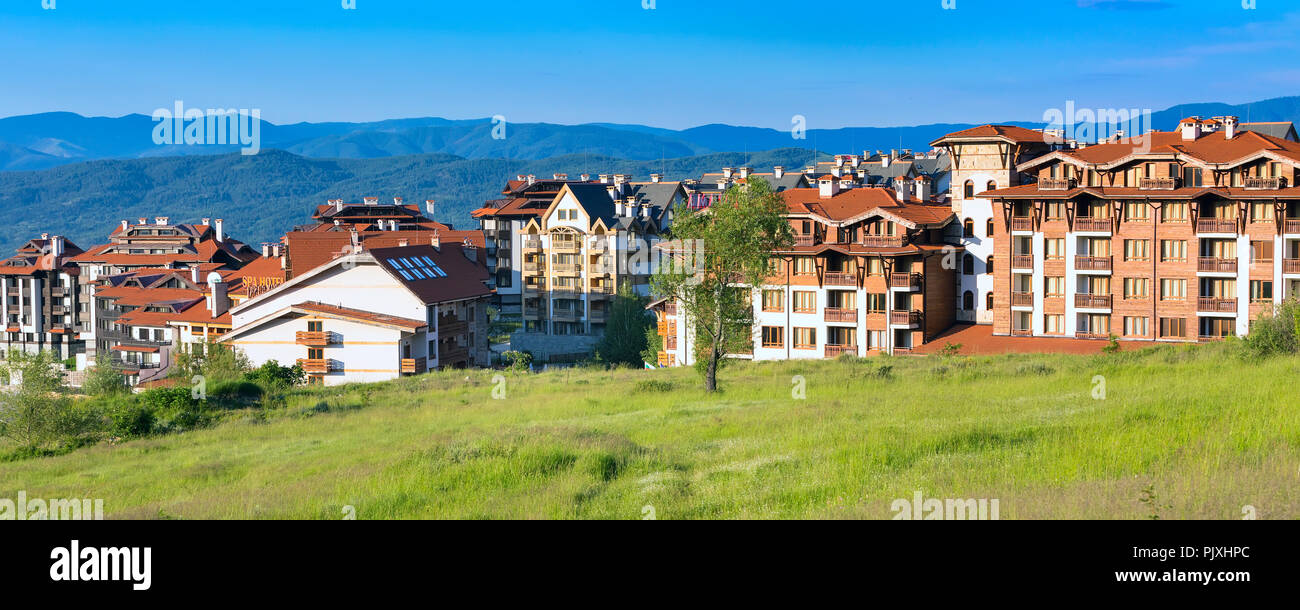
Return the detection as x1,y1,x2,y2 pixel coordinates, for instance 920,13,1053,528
980,115,1300,341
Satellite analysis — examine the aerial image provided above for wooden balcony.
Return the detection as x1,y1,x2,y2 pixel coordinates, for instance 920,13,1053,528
1244,176,1283,190
824,345,857,358
295,331,334,346
1011,291,1034,307
1139,177,1177,190
823,271,857,287
664,337,678,350
824,308,858,323
890,310,921,327
1011,255,1034,270
551,263,583,275
1038,177,1075,191
860,235,906,248
1074,256,1112,271
890,272,922,290
1075,331,1111,340
1074,294,1112,309
297,359,337,374
588,309,607,323
552,240,581,253
1284,219,1300,234
656,351,672,367
50,286,68,298
794,234,816,247
664,302,678,315
1009,217,1034,232
1074,217,1112,232
438,319,468,336
1197,297,1238,313
1196,218,1238,234
522,261,545,273
551,309,578,322
1284,259,1300,274
522,238,543,250
400,357,426,374
1010,328,1033,337
1197,257,1237,273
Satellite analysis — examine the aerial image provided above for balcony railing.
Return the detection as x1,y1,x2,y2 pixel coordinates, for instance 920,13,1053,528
551,309,578,321
523,261,545,273
1074,217,1112,232
860,235,906,248
1074,294,1112,309
1074,256,1112,271
664,337,678,350
1139,177,1177,190
1285,219,1300,234
1011,328,1033,337
522,238,543,250
823,271,857,287
551,263,582,275
664,302,678,315
1011,255,1034,270
794,234,816,247
1284,259,1300,274
890,310,921,326
890,272,922,290
1075,330,1111,340
1197,297,1238,313
824,308,857,323
1196,218,1238,234
1009,217,1034,232
400,357,426,374
438,319,468,336
1244,176,1283,190
552,240,581,252
1011,292,1034,307
1038,177,1076,190
825,345,857,358
295,331,334,346
1197,257,1237,273
297,359,337,374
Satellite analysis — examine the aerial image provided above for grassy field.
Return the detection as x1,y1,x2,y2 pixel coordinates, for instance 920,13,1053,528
2,342,1298,519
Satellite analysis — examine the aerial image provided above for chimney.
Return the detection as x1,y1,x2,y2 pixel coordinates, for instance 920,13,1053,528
839,176,854,190
613,174,630,194
425,199,436,217
639,204,650,219
398,239,409,247
335,199,344,213
834,155,846,168
214,218,225,242
553,173,568,180
1180,117,1202,141
881,153,892,168
804,165,816,175
739,167,752,179
463,239,478,261
41,232,49,240
1224,115,1239,139
580,174,590,181
717,179,729,191
431,231,440,251
650,173,662,183
615,200,626,216
895,178,913,203
849,155,861,168
206,273,229,318
50,235,65,260
722,167,734,179
272,244,282,258
599,174,612,184
526,174,536,186
190,265,200,285
914,175,931,202
261,243,272,257
773,166,785,179
201,218,210,226
155,216,169,226
831,166,843,178
138,217,147,225
818,176,840,199
120,220,129,232
393,197,404,205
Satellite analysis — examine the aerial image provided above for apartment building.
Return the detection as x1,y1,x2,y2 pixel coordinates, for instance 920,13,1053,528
654,174,960,366
685,166,809,207
931,125,1056,324
222,243,492,385
805,150,952,196
0,235,85,362
981,116,1300,341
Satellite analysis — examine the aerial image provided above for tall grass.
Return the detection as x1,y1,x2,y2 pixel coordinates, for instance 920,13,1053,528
1,343,1297,519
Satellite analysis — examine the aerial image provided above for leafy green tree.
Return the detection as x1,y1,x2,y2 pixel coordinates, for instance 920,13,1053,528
0,351,102,448
595,285,653,367
640,325,663,367
244,360,306,389
82,352,128,396
172,342,252,384
502,350,533,372
651,177,792,391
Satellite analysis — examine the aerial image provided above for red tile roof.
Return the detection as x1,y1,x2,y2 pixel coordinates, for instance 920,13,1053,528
781,187,954,227
932,124,1050,145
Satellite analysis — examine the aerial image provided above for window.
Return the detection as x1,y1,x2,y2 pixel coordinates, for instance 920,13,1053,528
761,326,784,348
1251,240,1273,263
792,291,816,313
1160,278,1186,301
1045,276,1065,297
987,180,997,192
1251,202,1272,223
1124,316,1149,337
793,327,816,349
1160,240,1187,262
1044,314,1064,334
1124,202,1149,222
962,254,974,275
766,258,783,274
761,290,784,312
307,321,323,332
1013,311,1031,332
986,256,994,274
1159,317,1187,339
1183,167,1203,187
1162,202,1188,222
963,219,974,238
962,291,974,310
1045,238,1065,261
308,348,324,360
794,257,816,275
986,218,994,237
963,180,974,199
1123,239,1150,262
1251,280,1273,303
986,292,994,310
864,258,885,276
1123,278,1150,300
1045,202,1065,220
866,293,887,313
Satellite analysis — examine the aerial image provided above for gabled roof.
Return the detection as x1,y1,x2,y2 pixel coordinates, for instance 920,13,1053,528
931,125,1051,145
368,244,492,305
221,301,426,343
781,186,954,228
1241,122,1298,142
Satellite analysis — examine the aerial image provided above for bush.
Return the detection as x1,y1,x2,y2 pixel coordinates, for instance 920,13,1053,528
244,360,305,389
1243,300,1300,358
139,387,210,432
633,379,674,393
502,350,533,373
106,399,157,439
82,353,128,397
210,380,265,403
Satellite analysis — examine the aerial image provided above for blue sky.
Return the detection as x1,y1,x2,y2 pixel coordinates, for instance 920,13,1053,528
1,0,1297,129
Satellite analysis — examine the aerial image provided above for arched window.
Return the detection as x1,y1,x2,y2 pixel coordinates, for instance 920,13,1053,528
963,290,975,310
963,180,975,199
963,218,974,237
986,292,994,310
962,254,974,275
986,218,994,237
986,256,994,274
986,180,997,192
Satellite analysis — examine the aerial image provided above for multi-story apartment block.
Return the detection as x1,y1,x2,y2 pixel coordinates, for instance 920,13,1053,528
806,150,952,196
980,116,1300,341
0,235,85,362
685,166,809,207
654,174,960,365
931,126,1056,324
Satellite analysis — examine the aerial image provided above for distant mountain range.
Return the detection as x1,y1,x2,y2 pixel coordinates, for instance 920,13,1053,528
3,96,1299,171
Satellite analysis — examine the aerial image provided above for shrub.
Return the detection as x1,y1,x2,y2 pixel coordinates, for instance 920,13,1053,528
139,387,210,432
1243,300,1300,358
502,350,533,373
209,380,265,403
244,360,305,389
633,379,674,393
106,399,157,438
82,353,128,397
1015,363,1056,376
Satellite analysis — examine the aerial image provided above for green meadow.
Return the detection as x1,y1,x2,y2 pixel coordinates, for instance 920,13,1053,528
2,343,1297,519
